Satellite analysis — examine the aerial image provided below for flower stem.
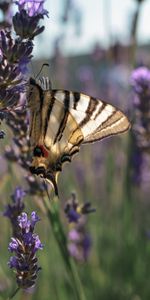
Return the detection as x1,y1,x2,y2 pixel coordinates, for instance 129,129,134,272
43,187,86,300
8,287,20,300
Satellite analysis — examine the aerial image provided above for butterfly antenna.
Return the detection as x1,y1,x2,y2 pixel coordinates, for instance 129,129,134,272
35,63,50,79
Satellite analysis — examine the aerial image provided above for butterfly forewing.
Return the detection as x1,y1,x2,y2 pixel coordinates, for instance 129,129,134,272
51,90,130,144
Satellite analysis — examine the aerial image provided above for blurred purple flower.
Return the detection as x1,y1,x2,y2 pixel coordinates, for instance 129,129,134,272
65,193,94,262
68,217,91,262
131,67,150,95
8,212,43,289
64,192,95,223
77,65,94,83
130,66,150,185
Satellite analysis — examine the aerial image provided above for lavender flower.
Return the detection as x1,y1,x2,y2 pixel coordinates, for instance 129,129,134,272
3,187,26,237
13,0,48,39
68,217,91,263
8,212,43,289
65,193,94,262
0,0,47,130
130,66,150,184
0,28,32,110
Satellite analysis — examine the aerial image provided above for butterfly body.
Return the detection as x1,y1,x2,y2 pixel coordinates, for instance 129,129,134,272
27,77,130,195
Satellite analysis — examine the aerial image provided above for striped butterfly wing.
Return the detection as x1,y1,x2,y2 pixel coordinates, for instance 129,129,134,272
52,90,130,145
28,77,130,195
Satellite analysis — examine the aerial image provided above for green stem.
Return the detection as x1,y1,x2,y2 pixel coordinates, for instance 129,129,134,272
8,287,20,300
43,190,86,300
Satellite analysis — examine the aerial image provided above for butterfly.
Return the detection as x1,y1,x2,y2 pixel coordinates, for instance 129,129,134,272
27,76,130,196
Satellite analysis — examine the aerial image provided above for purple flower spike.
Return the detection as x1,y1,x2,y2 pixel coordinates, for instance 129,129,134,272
65,193,93,263
131,67,150,95
130,66,150,186
8,211,43,289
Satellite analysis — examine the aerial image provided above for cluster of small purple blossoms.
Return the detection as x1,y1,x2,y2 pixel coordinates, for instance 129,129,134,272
14,0,48,39
131,66,150,184
8,211,43,289
64,193,95,262
0,0,48,135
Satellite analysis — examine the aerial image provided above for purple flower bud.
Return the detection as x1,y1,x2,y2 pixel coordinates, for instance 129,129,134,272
66,209,80,223
15,0,48,17
64,193,95,223
8,238,19,252
18,212,30,230
33,234,43,251
11,186,25,202
68,229,80,241
30,211,40,228
8,256,18,269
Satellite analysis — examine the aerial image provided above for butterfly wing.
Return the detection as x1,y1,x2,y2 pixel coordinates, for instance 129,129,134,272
28,78,130,195
52,90,130,144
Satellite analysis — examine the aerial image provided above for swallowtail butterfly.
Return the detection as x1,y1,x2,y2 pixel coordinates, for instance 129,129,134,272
28,77,130,195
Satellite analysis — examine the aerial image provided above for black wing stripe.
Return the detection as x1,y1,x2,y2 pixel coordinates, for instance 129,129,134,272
79,97,98,127
54,91,70,143
95,110,118,132
93,102,106,120
73,92,81,109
